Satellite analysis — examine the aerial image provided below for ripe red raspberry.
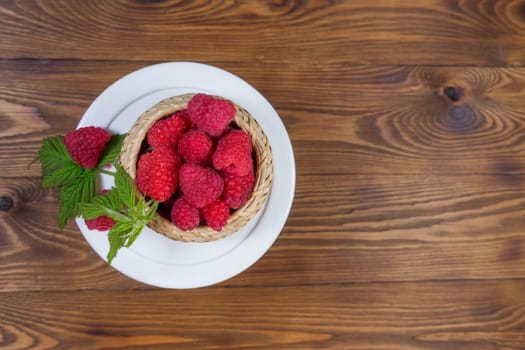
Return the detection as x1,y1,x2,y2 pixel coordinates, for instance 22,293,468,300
64,126,111,168
187,94,236,137
179,164,224,208
213,130,253,176
222,170,255,209
178,129,214,165
170,197,200,231
85,216,116,231
202,199,230,232
147,110,190,149
136,148,181,202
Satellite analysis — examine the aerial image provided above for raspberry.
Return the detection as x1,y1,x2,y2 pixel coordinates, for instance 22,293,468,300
147,110,190,149
64,126,111,168
222,170,255,209
178,129,214,165
187,94,236,137
136,148,181,202
85,216,116,231
212,130,253,176
202,199,230,232
170,197,200,231
179,164,224,208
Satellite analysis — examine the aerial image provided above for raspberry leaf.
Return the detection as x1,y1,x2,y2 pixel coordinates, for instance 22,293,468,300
57,169,96,228
38,131,157,264
92,189,122,211
38,135,79,184
79,189,125,221
37,135,100,227
107,221,133,264
97,134,125,168
114,164,136,208
124,222,146,248
79,166,159,265
41,164,83,188
124,200,158,248
79,205,128,223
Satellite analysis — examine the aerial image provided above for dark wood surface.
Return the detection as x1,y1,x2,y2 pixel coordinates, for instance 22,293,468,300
2,1,525,349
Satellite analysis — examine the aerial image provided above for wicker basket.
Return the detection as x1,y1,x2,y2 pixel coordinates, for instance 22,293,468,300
119,93,273,242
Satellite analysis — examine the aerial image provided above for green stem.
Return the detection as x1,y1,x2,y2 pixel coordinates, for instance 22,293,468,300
98,168,116,176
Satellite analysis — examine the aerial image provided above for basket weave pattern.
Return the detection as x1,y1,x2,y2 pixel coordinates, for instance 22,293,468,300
120,94,273,242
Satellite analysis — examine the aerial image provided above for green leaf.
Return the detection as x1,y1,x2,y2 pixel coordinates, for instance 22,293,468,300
122,199,158,248
75,163,160,265
41,164,83,188
97,134,125,167
79,187,130,221
91,189,123,212
145,201,159,219
38,136,81,187
38,135,64,156
107,221,133,265
38,136,75,174
78,203,109,220
57,169,96,228
124,222,146,248
79,203,128,222
114,165,136,208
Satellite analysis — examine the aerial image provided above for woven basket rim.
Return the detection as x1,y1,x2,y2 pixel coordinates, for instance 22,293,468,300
119,93,273,242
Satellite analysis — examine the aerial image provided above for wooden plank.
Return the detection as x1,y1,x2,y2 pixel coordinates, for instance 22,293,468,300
1,1,525,65
1,281,524,349
4,2,525,349
3,61,525,176
0,177,145,292
232,172,525,286
3,174,525,291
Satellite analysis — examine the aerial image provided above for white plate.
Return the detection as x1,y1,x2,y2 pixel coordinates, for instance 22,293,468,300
75,62,295,288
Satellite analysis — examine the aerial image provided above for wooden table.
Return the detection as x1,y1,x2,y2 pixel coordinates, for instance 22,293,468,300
2,1,525,349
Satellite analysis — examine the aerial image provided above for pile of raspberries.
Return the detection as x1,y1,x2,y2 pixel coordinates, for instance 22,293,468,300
136,93,256,232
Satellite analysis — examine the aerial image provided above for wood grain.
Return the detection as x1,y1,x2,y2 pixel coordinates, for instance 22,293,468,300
2,0,525,65
3,173,525,291
1,281,525,349
3,61,525,177
231,173,525,286
2,1,525,348
0,177,145,292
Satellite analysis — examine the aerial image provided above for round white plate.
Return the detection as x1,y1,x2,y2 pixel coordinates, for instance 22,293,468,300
75,62,295,288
